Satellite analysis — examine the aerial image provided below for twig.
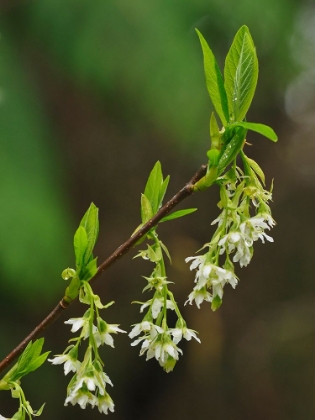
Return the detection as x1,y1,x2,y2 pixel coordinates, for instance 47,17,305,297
0,164,207,375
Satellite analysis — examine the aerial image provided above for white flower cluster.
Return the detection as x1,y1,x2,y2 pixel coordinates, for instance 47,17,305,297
49,281,126,414
132,236,200,371
186,255,238,308
129,321,200,372
186,164,275,309
218,215,274,267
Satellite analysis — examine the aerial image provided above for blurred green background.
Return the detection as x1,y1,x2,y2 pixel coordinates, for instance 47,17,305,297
1,0,315,419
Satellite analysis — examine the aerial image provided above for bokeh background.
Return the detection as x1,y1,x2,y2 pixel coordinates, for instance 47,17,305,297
1,0,315,419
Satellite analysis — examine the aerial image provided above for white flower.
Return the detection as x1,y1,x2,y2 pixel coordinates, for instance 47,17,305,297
139,298,175,319
129,321,153,339
144,332,183,365
219,231,252,267
130,323,163,346
186,255,206,271
94,320,126,348
97,393,115,414
48,352,81,375
64,316,90,338
241,216,274,244
170,327,201,344
185,288,212,308
65,388,97,409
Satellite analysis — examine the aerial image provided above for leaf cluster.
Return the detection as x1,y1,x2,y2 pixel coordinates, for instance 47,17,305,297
64,203,100,302
140,161,196,231
0,339,49,387
193,26,277,191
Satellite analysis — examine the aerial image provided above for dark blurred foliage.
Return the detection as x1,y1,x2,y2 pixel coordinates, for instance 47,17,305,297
1,0,315,419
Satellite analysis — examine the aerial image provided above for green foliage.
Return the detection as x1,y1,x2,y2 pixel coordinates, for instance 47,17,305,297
63,204,100,302
224,25,258,123
79,203,99,266
196,29,229,126
231,122,278,141
244,155,266,185
143,161,169,218
141,162,198,228
194,26,277,191
0,339,49,387
160,208,197,223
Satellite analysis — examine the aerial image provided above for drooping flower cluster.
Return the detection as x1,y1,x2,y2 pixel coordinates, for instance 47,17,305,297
130,233,200,372
187,159,275,310
49,281,126,414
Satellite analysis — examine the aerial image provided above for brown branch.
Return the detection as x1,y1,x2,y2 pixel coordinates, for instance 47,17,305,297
0,164,207,375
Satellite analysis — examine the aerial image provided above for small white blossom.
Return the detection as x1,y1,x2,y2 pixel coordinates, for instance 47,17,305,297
241,216,274,244
141,330,183,369
170,327,201,344
129,321,153,339
65,388,97,409
130,323,163,346
139,298,175,319
94,320,126,348
219,231,252,267
48,352,81,375
97,393,115,414
185,288,212,308
64,316,89,337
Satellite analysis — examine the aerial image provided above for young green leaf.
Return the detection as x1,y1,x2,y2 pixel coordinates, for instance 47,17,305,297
80,203,99,265
7,339,49,382
141,194,154,224
232,122,278,142
196,29,229,126
74,226,88,270
82,257,98,281
245,156,266,185
217,127,247,175
158,175,170,209
224,25,258,122
144,161,163,214
64,274,81,302
160,208,197,223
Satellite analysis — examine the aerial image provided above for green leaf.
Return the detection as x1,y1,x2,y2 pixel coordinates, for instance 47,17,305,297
196,29,229,126
27,351,50,374
73,226,88,269
141,194,154,224
160,208,197,222
217,127,247,175
144,161,163,214
82,257,98,281
209,112,221,149
245,156,266,185
80,203,99,265
232,122,278,142
224,25,258,122
8,339,49,382
64,275,81,302
158,175,170,209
